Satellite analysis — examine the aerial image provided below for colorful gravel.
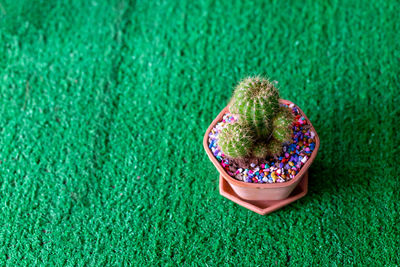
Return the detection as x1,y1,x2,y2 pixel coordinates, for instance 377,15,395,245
208,104,316,183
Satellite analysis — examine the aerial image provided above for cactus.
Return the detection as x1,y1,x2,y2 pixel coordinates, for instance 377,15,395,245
229,76,280,139
271,107,294,144
218,121,254,158
252,138,282,158
218,76,294,160
266,138,283,157
252,142,269,159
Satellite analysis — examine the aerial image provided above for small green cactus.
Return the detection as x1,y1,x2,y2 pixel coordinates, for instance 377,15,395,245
271,107,295,144
252,142,269,159
218,121,254,158
265,138,283,157
229,76,280,139
218,76,294,159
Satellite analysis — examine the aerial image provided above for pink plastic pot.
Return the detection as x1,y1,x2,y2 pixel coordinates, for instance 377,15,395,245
203,99,320,202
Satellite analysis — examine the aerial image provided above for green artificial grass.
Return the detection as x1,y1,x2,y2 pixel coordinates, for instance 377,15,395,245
0,0,399,265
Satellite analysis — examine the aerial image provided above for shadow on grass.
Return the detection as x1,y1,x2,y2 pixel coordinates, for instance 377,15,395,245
303,95,384,199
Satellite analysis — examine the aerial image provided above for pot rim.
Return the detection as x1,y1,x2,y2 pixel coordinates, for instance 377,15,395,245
203,99,320,189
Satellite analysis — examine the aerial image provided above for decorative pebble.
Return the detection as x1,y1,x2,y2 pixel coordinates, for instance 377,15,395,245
271,172,278,182
208,104,316,183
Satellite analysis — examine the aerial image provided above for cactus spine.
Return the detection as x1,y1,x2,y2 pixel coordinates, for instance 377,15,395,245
218,76,294,159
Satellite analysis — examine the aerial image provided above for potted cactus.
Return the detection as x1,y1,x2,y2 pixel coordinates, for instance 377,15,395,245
203,76,320,205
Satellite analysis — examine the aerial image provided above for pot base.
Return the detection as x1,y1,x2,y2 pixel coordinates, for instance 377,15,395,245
219,171,308,215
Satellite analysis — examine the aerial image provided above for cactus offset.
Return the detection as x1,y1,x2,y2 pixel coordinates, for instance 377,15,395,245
266,138,283,157
271,106,294,144
229,76,280,139
218,121,254,158
252,142,269,159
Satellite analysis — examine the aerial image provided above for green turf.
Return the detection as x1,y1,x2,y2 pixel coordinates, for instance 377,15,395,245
0,0,399,265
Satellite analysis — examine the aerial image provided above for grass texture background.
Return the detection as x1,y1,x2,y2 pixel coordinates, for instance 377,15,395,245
0,0,399,265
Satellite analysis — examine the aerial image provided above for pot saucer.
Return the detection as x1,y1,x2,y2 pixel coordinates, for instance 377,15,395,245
219,171,308,215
